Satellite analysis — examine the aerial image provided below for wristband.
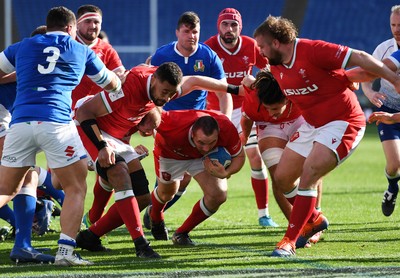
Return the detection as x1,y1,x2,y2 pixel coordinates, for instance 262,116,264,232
80,119,108,150
227,84,239,95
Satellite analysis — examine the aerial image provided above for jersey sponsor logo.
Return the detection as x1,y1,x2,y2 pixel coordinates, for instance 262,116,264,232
193,60,205,72
2,155,17,163
108,89,125,102
283,84,318,96
161,171,171,181
64,146,76,158
225,71,248,79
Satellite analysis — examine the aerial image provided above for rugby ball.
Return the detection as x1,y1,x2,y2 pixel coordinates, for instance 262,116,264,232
206,147,232,168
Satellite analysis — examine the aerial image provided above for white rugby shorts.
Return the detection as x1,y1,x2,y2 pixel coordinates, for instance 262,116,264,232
257,116,305,141
156,157,204,184
2,121,87,168
286,120,365,164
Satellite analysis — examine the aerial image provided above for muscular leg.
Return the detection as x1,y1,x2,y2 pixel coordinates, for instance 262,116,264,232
164,173,191,211
0,166,30,207
276,143,335,243
259,137,292,221
175,171,227,234
246,145,277,225
381,139,400,216
52,159,88,239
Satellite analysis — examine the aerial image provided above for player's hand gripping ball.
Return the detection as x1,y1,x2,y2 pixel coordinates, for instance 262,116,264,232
206,147,232,168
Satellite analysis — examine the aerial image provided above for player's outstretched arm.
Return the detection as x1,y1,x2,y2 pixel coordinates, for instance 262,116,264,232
180,75,242,96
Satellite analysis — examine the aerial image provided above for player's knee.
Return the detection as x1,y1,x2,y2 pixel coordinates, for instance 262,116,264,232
96,154,127,183
130,169,149,196
209,190,227,205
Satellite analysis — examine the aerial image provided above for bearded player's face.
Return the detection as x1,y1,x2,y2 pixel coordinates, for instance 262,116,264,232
219,20,240,44
150,78,178,107
255,35,283,65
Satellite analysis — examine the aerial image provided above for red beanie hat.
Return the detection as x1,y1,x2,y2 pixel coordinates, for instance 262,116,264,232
217,8,242,32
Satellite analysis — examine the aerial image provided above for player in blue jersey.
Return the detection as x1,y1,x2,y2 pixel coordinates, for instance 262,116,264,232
0,6,121,266
143,12,233,232
150,11,231,112
0,81,65,263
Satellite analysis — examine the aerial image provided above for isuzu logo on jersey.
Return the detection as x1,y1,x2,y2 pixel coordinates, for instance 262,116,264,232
283,84,318,96
194,60,205,72
225,71,248,79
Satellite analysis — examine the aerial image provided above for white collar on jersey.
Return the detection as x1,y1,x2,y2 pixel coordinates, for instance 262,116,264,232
217,34,242,56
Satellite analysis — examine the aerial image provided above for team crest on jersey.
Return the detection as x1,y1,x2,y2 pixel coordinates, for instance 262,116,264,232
161,171,171,181
108,89,125,102
242,56,249,64
194,60,205,72
299,68,310,83
220,58,225,64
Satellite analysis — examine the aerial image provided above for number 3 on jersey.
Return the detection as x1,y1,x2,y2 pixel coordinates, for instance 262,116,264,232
38,46,60,74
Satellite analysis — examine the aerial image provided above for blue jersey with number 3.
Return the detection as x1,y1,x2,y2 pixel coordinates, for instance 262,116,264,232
0,31,107,124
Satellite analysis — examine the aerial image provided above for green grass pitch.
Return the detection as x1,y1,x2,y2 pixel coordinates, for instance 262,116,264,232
0,124,400,277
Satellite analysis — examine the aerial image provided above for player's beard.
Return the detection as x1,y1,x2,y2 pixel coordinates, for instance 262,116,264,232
267,48,284,66
150,91,168,106
79,29,99,42
220,33,238,44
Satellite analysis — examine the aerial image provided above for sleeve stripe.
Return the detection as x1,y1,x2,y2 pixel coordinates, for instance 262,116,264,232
0,52,15,73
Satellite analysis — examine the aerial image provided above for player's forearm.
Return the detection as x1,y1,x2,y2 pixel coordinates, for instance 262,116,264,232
240,116,252,142
181,76,240,95
216,92,233,118
0,71,16,84
226,150,246,178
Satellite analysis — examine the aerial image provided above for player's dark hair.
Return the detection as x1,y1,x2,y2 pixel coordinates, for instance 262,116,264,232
46,6,76,30
192,116,219,136
77,4,103,18
154,62,183,87
177,11,200,30
253,15,297,44
30,25,47,37
251,70,285,105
